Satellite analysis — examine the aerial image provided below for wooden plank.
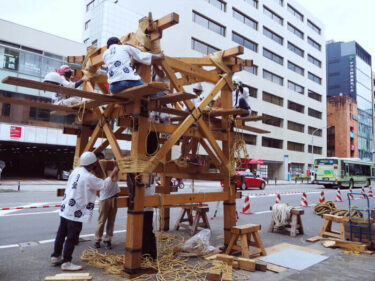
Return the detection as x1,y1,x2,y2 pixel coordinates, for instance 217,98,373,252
216,254,234,265
237,115,267,122
236,125,270,134
265,243,325,256
155,12,179,30
321,239,370,253
150,92,196,105
306,236,322,243
237,257,256,272
1,76,122,102
0,95,77,113
204,108,248,117
266,263,287,273
166,57,221,84
148,106,189,117
114,82,169,99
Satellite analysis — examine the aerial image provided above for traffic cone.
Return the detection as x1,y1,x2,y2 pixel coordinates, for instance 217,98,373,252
368,186,374,198
361,187,366,199
300,192,309,207
240,195,253,215
318,191,325,203
275,193,281,204
335,188,343,202
348,187,354,200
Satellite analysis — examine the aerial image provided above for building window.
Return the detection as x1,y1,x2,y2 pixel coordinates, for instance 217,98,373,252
327,126,335,157
245,0,258,9
288,141,304,152
287,4,303,21
288,80,304,94
288,121,304,133
263,6,283,25
205,0,226,11
308,72,322,84
263,91,283,106
262,137,283,149
243,133,257,145
86,0,94,12
328,85,340,90
329,72,340,77
91,39,98,46
263,69,283,86
83,38,89,44
263,27,283,45
308,126,322,136
308,90,322,102
232,32,257,52
308,145,322,154
233,8,257,30
307,37,321,51
247,86,258,98
1,47,19,71
287,42,304,57
192,11,226,36
85,20,90,30
1,102,10,116
308,54,321,68
244,65,258,75
262,114,283,128
288,100,304,113
287,61,304,76
308,108,322,119
191,38,219,55
307,19,321,35
263,48,283,65
273,0,283,6
287,23,304,39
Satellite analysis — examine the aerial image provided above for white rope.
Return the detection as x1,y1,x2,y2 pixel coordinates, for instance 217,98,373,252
272,203,293,227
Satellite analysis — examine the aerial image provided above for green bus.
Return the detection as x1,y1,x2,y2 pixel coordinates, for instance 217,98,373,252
313,157,375,188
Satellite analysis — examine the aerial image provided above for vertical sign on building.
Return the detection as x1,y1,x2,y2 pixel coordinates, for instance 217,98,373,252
284,155,289,180
10,126,22,139
349,55,355,96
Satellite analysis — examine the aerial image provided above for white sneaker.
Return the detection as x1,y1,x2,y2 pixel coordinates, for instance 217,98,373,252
51,256,62,265
61,262,82,271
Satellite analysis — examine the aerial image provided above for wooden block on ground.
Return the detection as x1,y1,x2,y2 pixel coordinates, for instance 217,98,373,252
237,257,256,272
255,260,267,272
232,260,239,269
321,238,370,253
267,263,288,273
216,254,234,265
222,272,233,281
306,236,322,243
208,269,222,281
44,273,92,281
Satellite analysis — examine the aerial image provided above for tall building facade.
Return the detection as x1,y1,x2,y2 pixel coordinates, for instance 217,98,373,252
326,41,373,161
0,19,86,176
83,0,327,179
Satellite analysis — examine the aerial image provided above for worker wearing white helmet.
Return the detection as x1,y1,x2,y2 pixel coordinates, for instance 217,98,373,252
232,76,251,117
51,151,119,271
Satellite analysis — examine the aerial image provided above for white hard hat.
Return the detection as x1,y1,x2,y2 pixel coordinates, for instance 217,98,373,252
43,72,62,85
232,76,241,85
193,83,203,91
80,152,97,166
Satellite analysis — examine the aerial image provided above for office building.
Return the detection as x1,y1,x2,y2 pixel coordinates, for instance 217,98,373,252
326,41,373,161
83,0,327,179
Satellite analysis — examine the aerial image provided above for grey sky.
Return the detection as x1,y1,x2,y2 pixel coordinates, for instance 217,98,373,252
0,0,374,61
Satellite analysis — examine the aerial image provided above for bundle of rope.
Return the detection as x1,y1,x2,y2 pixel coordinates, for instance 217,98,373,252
81,231,249,280
230,132,249,176
272,203,293,227
313,201,363,218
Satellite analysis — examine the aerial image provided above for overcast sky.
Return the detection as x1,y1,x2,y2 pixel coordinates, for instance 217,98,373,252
0,0,374,61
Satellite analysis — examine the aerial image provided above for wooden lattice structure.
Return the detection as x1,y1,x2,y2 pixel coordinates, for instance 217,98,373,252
0,12,270,277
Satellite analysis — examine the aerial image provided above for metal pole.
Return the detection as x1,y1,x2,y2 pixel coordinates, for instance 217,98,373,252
17,180,20,192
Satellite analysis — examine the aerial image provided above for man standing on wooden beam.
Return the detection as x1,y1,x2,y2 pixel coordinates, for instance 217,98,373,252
232,76,251,117
103,37,164,94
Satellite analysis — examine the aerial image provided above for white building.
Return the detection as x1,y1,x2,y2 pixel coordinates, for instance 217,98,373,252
83,0,327,180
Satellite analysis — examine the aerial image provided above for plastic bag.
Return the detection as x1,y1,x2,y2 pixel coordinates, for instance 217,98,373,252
176,229,218,257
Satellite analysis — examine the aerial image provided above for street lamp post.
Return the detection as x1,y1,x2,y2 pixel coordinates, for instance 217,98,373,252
311,126,332,170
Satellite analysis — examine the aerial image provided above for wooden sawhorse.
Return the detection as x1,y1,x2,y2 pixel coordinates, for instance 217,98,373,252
319,214,345,240
268,207,305,237
174,206,211,235
225,224,267,258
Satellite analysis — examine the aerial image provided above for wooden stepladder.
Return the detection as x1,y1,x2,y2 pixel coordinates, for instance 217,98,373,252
319,214,346,240
268,208,305,237
174,206,211,235
225,224,266,258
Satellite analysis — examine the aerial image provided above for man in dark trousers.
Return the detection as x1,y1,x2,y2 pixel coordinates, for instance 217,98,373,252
50,152,119,271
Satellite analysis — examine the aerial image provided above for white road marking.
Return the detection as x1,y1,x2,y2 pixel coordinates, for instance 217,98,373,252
0,230,127,249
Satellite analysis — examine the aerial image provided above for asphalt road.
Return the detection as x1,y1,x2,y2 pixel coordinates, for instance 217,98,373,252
0,181,374,281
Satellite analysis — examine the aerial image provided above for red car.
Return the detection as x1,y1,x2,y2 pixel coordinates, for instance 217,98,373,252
221,171,266,190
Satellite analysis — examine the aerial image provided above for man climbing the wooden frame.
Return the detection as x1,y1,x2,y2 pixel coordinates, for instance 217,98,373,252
232,76,251,117
103,36,165,94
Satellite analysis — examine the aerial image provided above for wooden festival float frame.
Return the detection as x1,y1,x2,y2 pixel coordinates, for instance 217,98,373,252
0,12,270,277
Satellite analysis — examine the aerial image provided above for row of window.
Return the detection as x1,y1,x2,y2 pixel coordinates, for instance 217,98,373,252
260,136,322,154
193,9,322,53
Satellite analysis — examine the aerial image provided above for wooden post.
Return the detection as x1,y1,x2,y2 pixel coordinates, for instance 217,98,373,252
159,150,171,231
221,85,236,247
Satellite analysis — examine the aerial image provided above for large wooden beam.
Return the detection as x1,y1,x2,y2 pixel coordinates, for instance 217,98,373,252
1,76,122,102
